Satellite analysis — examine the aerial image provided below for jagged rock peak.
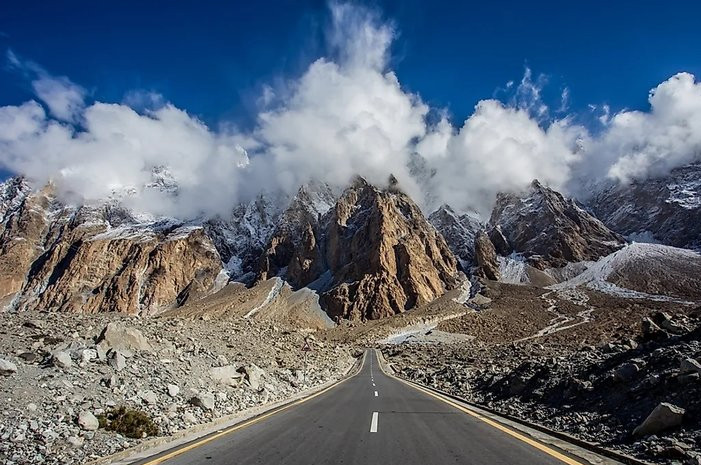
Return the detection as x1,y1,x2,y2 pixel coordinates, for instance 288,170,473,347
489,180,625,269
258,178,461,321
429,205,483,270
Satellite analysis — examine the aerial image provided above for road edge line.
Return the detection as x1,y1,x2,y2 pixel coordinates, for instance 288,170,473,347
375,350,650,465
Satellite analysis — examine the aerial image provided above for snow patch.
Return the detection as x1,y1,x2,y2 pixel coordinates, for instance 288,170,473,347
243,278,284,319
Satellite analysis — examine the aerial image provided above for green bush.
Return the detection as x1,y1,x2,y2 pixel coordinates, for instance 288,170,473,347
101,406,159,438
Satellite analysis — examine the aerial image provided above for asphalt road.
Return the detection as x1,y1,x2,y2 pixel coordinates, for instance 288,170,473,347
140,350,585,465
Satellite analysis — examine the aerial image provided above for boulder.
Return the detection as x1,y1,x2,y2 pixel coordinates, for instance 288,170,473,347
680,358,701,375
167,384,180,397
190,393,215,412
0,358,17,375
210,365,244,386
97,322,152,352
52,351,73,369
78,411,99,431
238,364,265,390
138,390,158,405
107,350,127,371
633,402,685,437
613,362,641,383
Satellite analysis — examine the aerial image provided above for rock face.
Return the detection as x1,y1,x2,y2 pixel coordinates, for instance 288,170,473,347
428,205,482,270
0,177,223,315
489,180,625,269
259,177,460,321
205,193,283,283
474,231,500,281
589,162,701,249
258,183,336,287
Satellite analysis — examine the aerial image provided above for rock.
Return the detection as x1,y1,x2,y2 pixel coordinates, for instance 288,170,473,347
17,352,39,363
489,180,624,269
138,390,158,405
238,364,265,390
183,412,198,424
52,351,73,369
260,177,460,321
190,393,215,411
22,320,44,330
67,436,84,448
97,323,153,352
474,231,501,281
107,350,127,371
167,384,180,397
654,312,686,334
0,358,17,375
633,402,685,437
428,205,482,269
27,403,37,412
80,348,98,364
210,365,244,386
78,411,99,431
680,358,701,375
614,362,641,382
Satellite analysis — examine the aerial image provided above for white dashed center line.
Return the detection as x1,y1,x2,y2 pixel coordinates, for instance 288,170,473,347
374,391,378,397
370,412,379,432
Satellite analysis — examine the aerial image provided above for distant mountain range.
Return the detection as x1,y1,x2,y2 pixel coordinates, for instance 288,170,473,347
0,161,699,320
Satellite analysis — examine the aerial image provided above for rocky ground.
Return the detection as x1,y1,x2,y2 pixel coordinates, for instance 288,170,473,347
383,302,701,464
0,311,355,465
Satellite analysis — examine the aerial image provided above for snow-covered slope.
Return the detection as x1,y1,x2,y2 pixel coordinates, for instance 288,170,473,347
553,243,701,301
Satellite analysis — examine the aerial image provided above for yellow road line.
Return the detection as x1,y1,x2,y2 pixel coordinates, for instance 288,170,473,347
141,353,366,465
376,351,584,465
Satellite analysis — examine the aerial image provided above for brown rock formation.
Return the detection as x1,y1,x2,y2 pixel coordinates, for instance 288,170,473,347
489,180,625,269
0,178,223,315
474,231,501,281
261,177,460,321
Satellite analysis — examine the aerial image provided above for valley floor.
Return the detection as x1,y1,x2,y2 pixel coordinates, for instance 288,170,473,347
381,282,701,464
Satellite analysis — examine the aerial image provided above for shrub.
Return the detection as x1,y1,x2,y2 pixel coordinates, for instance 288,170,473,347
102,406,159,438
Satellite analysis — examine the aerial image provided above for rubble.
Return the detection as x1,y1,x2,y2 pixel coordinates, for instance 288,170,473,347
0,311,354,465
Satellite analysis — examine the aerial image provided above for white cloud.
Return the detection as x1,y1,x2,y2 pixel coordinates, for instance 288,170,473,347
1,6,701,222
596,72,701,183
7,50,86,122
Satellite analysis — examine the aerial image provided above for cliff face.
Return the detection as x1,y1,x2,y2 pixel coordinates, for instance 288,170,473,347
259,177,461,321
0,178,223,315
428,205,482,271
489,180,625,269
589,162,701,249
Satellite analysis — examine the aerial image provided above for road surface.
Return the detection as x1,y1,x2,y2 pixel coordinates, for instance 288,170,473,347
138,350,589,465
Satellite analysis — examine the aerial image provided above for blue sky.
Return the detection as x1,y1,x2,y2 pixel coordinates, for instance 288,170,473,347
1,1,701,218
2,0,700,128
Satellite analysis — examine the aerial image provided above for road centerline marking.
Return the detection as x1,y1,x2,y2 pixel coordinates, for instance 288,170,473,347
370,412,379,432
374,391,378,397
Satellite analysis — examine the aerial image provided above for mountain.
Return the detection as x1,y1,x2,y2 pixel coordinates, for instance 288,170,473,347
428,205,482,271
257,177,461,321
0,178,224,314
488,180,625,270
589,162,701,250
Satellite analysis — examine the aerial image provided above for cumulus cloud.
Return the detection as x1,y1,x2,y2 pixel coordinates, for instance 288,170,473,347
7,50,86,122
1,4,701,221
593,72,701,183
418,99,585,215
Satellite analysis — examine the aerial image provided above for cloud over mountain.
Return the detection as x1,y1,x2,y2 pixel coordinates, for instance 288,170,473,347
1,3,700,219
